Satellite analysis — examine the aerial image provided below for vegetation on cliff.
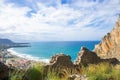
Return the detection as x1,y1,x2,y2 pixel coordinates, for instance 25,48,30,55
8,62,120,80
81,63,120,80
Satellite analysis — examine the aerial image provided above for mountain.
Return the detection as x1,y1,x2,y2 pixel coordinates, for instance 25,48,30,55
0,39,14,44
94,16,120,60
0,39,30,49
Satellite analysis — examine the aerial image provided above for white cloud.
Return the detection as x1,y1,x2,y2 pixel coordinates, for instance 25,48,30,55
0,0,120,41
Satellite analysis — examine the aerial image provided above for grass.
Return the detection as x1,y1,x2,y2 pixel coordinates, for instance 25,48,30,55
81,63,120,80
10,69,25,80
9,63,44,80
24,63,44,80
47,69,61,80
9,63,62,80
9,62,120,80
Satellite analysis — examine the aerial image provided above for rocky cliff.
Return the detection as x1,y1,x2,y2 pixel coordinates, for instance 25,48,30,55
94,17,120,60
75,47,101,65
74,47,119,65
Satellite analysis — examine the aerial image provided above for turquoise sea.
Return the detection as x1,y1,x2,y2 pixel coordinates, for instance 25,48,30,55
11,41,100,62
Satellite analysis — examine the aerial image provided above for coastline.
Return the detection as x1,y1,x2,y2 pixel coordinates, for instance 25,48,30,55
0,48,50,69
7,48,50,63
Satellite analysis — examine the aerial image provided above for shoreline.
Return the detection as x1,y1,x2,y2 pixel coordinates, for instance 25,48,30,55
7,48,50,63
0,49,50,69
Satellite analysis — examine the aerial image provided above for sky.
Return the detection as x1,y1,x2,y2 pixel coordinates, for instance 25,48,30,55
0,0,120,42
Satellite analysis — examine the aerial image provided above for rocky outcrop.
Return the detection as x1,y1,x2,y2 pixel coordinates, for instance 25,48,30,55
74,47,119,65
47,48,119,68
101,58,119,65
48,54,74,68
75,47,101,65
44,54,74,78
94,17,120,60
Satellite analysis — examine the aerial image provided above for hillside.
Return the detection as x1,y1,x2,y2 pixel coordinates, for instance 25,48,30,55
0,39,14,44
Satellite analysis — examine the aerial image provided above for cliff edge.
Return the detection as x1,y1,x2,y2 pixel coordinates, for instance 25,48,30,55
94,16,120,60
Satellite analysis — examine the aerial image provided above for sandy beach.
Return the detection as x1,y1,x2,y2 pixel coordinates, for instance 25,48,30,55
8,48,50,63
0,49,48,69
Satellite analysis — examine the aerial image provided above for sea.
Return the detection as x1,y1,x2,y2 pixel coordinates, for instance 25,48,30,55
8,41,100,63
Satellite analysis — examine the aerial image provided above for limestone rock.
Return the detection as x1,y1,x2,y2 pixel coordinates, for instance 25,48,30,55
94,17,120,60
75,47,101,65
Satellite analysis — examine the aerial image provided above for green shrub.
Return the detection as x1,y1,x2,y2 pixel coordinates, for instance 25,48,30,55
25,63,44,80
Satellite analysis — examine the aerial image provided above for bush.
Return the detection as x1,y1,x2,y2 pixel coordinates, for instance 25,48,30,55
25,63,44,80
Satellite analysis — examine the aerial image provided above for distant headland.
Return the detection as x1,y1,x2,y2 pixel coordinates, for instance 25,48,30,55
0,38,30,49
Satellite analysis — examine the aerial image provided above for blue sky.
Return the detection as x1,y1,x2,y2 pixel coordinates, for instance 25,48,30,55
0,0,120,42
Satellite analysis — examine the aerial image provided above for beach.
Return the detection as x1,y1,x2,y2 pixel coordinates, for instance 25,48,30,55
8,48,50,63
0,49,47,70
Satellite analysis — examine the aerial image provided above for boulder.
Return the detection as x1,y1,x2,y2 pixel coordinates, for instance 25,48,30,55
44,54,74,78
49,54,74,68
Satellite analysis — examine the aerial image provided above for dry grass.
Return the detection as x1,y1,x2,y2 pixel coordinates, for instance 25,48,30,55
81,63,120,80
10,62,120,80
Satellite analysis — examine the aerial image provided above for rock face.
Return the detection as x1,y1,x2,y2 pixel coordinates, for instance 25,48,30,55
49,54,74,68
74,47,119,65
94,17,120,60
101,58,119,65
75,47,101,65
